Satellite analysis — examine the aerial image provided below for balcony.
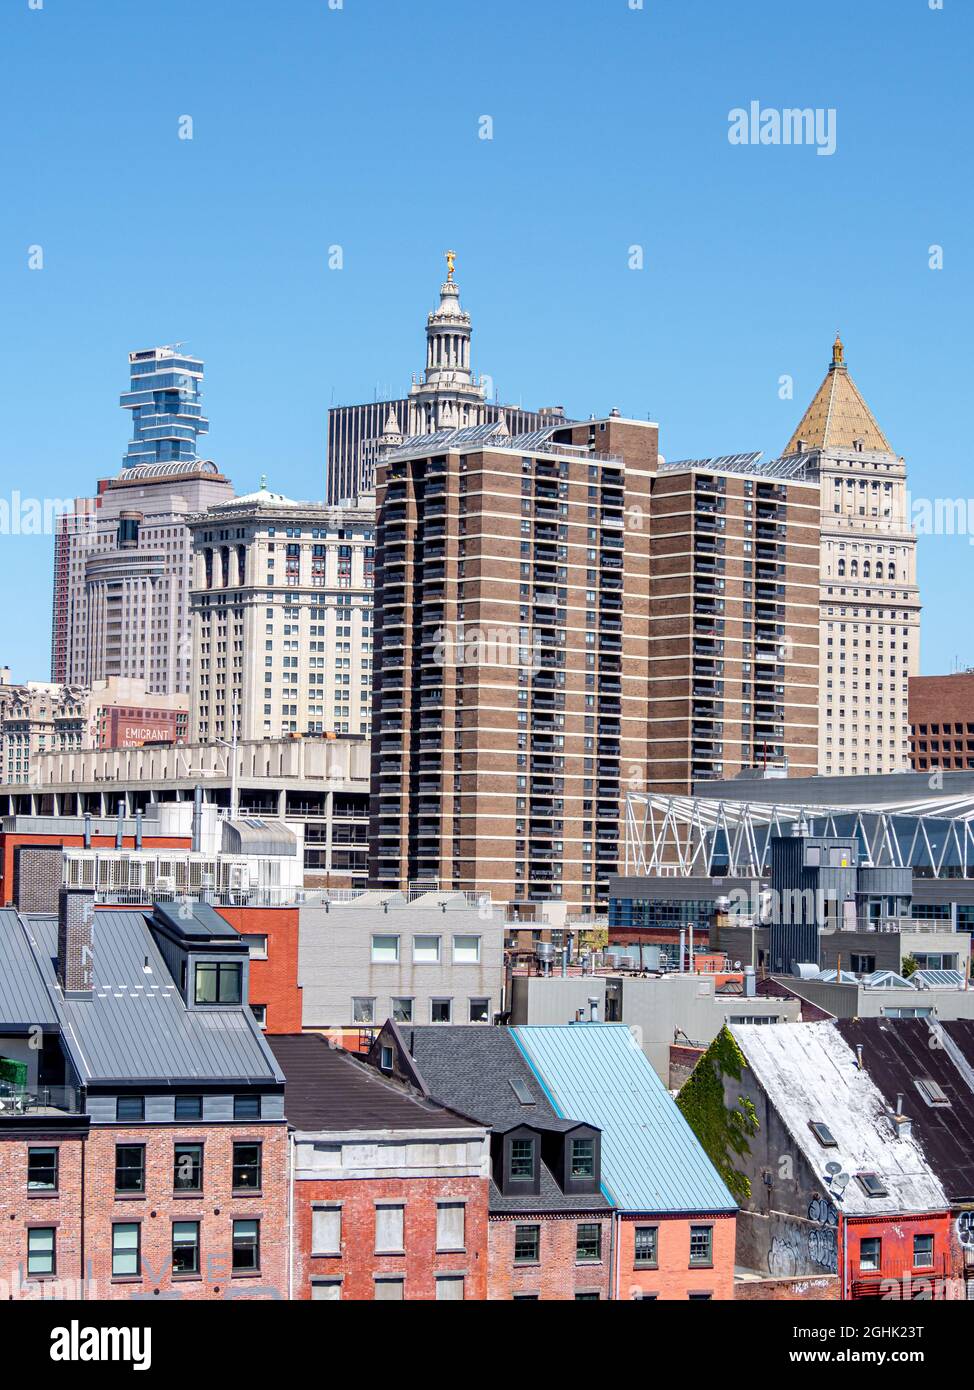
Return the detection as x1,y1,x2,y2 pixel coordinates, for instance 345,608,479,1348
0,1082,82,1119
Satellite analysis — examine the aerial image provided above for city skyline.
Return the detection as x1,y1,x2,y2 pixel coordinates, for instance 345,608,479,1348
1,0,971,681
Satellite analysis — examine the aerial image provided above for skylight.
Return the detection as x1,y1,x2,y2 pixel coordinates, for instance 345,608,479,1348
509,1078,535,1106
857,1172,888,1199
809,1120,838,1148
915,1077,950,1108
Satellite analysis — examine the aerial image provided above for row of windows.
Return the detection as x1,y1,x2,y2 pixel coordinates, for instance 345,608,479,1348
370,933,481,964
114,1094,264,1122
114,1142,261,1196
860,1234,934,1272
353,996,490,1025
312,1200,465,1257
25,1219,261,1280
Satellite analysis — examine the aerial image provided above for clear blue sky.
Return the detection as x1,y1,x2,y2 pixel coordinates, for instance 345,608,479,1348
1,0,970,678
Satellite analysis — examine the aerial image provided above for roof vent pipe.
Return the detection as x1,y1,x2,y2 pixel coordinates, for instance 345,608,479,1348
856,1044,864,1070
83,811,92,849
896,1092,904,1117
115,800,125,849
588,996,599,1023
191,785,203,853
135,808,143,851
679,926,686,974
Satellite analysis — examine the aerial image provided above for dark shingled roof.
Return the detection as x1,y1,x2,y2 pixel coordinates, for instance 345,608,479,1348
268,1034,483,1134
836,1018,974,1203
398,1026,612,1214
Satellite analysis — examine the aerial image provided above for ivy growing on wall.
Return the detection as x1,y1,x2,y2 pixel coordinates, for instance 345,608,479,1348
676,1025,759,1203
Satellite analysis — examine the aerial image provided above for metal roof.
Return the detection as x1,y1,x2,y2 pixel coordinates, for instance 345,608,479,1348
222,817,296,857
0,910,59,1030
29,913,282,1086
152,900,242,941
512,1023,737,1215
730,1022,947,1216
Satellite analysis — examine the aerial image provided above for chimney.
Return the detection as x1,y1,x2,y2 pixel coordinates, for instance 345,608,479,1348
191,785,203,853
588,995,599,1023
57,888,95,997
115,799,125,849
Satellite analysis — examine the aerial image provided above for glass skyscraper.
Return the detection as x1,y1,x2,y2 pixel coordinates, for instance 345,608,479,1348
119,345,209,468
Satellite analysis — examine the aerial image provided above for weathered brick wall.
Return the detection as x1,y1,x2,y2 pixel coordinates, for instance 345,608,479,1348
488,1212,613,1301
16,845,65,914
295,1173,489,1300
735,1273,839,1300
0,1131,86,1297
618,1211,737,1301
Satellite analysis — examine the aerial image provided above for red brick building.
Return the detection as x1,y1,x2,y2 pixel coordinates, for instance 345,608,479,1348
0,896,288,1300
217,906,303,1034
909,672,974,771
270,1033,490,1300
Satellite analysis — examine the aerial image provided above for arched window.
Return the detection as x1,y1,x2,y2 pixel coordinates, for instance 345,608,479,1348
837,560,846,577
888,562,896,579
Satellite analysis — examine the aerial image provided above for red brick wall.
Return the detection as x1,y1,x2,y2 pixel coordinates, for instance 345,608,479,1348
909,673,974,770
295,1173,489,1300
617,1211,736,1300
217,908,302,1034
735,1273,839,1300
81,1122,289,1301
0,1131,86,1297
488,1212,613,1300
846,1212,952,1299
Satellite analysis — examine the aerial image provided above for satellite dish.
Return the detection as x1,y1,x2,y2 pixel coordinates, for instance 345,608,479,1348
825,1162,842,1176
832,1173,851,1197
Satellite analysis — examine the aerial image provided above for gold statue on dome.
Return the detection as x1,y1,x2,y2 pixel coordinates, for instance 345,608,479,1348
446,250,457,282
832,333,845,367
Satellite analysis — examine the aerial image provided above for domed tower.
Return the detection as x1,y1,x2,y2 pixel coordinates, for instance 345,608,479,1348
407,252,489,435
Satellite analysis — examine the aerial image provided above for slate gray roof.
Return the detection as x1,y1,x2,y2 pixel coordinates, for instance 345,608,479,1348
402,1025,612,1214
269,1034,482,1133
513,1024,737,1215
29,913,282,1086
0,910,59,1030
152,900,242,942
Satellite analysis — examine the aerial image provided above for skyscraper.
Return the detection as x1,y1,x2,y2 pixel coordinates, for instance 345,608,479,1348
119,345,209,469
325,255,567,504
785,336,920,776
369,410,655,916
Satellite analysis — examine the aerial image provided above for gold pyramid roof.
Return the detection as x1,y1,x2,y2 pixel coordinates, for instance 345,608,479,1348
784,335,894,455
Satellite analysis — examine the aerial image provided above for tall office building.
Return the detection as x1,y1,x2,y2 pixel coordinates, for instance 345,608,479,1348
51,349,234,695
369,412,655,916
119,345,209,468
646,455,822,792
325,255,567,504
188,487,374,744
785,337,920,776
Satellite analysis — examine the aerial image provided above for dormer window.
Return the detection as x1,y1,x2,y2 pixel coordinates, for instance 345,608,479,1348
510,1138,536,1181
570,1138,596,1179
194,960,242,1006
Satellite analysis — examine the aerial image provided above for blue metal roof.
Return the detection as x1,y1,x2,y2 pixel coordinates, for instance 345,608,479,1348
512,1024,736,1215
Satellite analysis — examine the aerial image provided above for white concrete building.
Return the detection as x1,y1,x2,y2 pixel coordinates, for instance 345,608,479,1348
785,336,920,776
187,486,374,744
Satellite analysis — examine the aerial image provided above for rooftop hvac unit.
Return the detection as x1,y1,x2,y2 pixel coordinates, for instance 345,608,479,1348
535,942,555,962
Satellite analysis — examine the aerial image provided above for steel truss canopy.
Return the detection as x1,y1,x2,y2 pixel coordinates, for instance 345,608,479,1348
623,791,974,880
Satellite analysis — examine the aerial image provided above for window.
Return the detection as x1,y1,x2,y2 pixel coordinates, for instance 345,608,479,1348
194,961,242,1005
233,1094,261,1120
688,1292,713,1301
857,1172,889,1199
452,934,481,964
468,998,490,1023
247,935,268,960
576,1223,602,1262
913,1234,934,1269
514,1224,540,1264
174,1143,203,1193
375,1204,404,1254
413,935,441,964
860,1236,881,1272
27,1227,55,1276
116,1096,145,1122
174,1095,203,1121
436,1202,465,1252
379,1045,394,1072
436,1276,464,1300
374,1278,404,1301
430,998,452,1024
575,1292,600,1300
115,1144,146,1194
311,1280,342,1301
809,1121,838,1148
232,1219,260,1272
570,1137,596,1179
172,1221,200,1275
351,997,375,1025
510,1138,535,1180
232,1142,262,1192
634,1226,658,1267
27,1147,58,1192
391,997,413,1023
371,934,400,964
112,1223,141,1278
312,1206,342,1256
850,954,876,975
689,1225,713,1266
251,1004,267,1028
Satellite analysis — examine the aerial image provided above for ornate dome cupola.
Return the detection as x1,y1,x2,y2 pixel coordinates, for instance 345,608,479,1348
408,251,488,435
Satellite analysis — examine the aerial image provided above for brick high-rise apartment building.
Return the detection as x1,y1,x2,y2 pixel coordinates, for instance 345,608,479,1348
370,405,655,916
647,455,822,791
785,336,920,776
